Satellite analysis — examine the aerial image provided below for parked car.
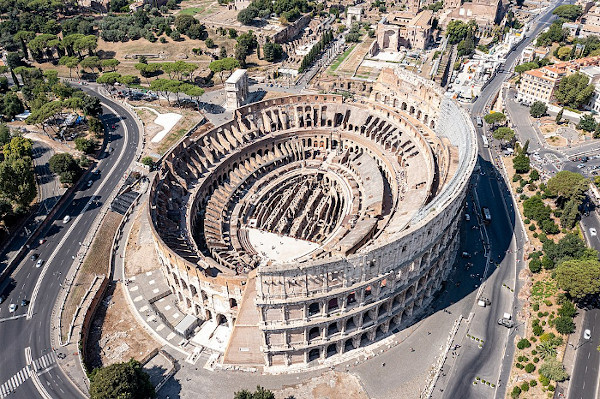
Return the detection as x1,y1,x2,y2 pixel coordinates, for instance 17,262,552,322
8,303,16,312
591,228,597,237
584,329,591,340
20,299,28,307
497,318,514,328
63,215,71,224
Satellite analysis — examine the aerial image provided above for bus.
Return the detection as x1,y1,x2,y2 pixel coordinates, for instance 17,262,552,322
481,207,492,224
481,135,489,148
476,116,483,127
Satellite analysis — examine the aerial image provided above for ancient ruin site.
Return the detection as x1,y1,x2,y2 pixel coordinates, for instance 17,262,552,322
149,68,477,370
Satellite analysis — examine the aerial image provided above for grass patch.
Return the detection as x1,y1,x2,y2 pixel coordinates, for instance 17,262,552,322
179,6,206,15
157,127,188,155
330,44,356,72
531,280,558,303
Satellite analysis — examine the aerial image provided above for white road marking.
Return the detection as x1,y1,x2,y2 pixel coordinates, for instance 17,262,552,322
27,102,131,320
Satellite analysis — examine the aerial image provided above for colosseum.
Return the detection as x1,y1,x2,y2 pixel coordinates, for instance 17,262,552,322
148,67,477,370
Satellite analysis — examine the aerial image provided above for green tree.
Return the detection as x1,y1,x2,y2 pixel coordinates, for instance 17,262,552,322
558,300,578,318
3,136,32,160
209,57,240,83
87,116,103,136
556,72,595,109
547,170,588,205
205,38,215,48
96,72,122,87
555,258,600,299
89,359,155,399
237,7,258,25
556,108,564,124
141,156,154,167
493,127,515,142
577,114,597,132
446,20,473,44
101,58,120,72
557,45,572,60
263,42,283,62
80,56,101,74
74,137,96,154
1,93,25,120
552,4,583,21
529,101,548,118
484,112,506,126
234,386,276,399
0,157,35,208
0,124,11,147
523,195,551,221
59,56,80,78
513,154,531,174
560,198,580,229
539,358,569,382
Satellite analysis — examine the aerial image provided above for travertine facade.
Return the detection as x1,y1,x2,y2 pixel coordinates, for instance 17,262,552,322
148,68,477,370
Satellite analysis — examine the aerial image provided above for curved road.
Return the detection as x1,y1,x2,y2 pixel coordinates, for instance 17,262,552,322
0,85,140,399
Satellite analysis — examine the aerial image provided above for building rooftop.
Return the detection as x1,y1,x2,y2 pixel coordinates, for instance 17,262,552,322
226,69,248,84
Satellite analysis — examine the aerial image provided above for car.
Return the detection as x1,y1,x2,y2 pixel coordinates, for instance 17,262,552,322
8,303,16,312
63,215,71,224
36,259,43,268
20,299,28,307
497,318,514,328
461,252,471,258
87,180,93,188
30,253,38,261
465,214,471,221
591,228,597,237
39,239,46,245
578,164,586,169
584,329,591,340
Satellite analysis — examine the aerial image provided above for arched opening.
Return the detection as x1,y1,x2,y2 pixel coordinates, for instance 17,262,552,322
326,344,338,358
364,286,372,298
216,314,227,325
308,348,320,362
229,298,238,309
345,317,356,332
190,285,198,296
308,327,320,341
344,339,354,352
360,333,369,347
308,302,320,317
375,324,385,339
363,311,372,325
327,323,339,335
328,298,339,312
347,292,356,306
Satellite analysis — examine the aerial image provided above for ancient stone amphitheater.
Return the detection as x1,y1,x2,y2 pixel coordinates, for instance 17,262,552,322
148,68,477,370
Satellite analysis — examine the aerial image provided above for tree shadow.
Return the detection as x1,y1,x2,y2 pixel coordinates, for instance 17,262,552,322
156,374,182,399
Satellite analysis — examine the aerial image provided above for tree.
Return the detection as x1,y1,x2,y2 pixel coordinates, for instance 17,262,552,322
552,4,583,21
237,7,258,25
484,112,506,126
141,156,154,167
0,155,36,208
556,72,595,109
547,171,588,204
1,93,25,120
205,38,215,48
530,101,548,118
556,108,564,124
209,58,240,83
80,56,101,74
96,72,122,87
577,114,597,132
0,124,11,147
263,42,283,62
81,95,102,117
493,127,515,142
523,195,552,221
446,20,473,44
555,258,600,299
59,56,80,78
3,136,32,160
74,137,96,154
557,45,572,60
513,154,530,174
101,59,120,72
89,359,155,399
87,116,103,136
560,198,580,229
536,341,558,359
537,20,568,47
234,386,276,399
539,358,569,382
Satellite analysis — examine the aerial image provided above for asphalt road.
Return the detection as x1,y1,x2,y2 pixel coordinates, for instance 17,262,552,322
569,212,600,399
0,85,140,399
441,2,563,398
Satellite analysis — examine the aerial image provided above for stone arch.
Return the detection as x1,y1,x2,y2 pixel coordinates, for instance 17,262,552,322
308,302,320,317
326,344,338,358
308,348,320,362
308,326,320,341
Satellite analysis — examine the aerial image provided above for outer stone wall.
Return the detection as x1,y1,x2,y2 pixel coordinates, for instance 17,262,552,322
148,67,477,369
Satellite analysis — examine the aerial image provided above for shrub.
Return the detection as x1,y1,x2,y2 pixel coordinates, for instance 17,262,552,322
544,300,553,307
529,224,536,231
513,174,522,182
534,357,540,363
531,349,538,355
516,363,523,369
517,187,524,193
533,324,544,336
548,384,555,391
525,363,536,373
533,303,540,311
530,380,537,387
533,232,539,238
511,386,522,398
524,219,531,224
521,381,530,391
517,338,531,349
539,358,569,382
554,316,575,335
539,374,550,386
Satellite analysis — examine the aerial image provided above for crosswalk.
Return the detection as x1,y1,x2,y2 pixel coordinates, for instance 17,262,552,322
0,353,56,398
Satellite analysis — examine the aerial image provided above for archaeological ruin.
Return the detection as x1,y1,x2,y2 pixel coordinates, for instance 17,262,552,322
148,67,477,370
